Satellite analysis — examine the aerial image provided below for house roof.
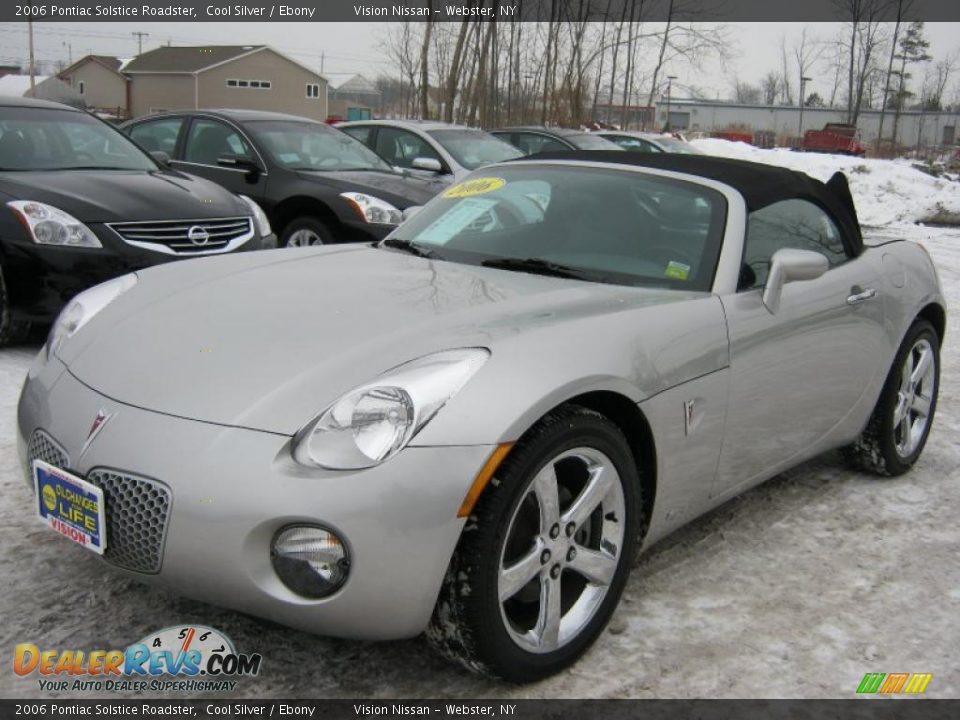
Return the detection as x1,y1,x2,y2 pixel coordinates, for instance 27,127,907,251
59,55,130,80
329,73,378,95
122,45,268,74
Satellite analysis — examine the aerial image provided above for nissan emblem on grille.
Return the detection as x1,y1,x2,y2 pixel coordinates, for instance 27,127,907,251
187,225,211,246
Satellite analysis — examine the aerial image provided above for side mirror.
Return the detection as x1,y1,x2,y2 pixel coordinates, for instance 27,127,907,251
411,157,443,173
149,150,171,166
762,248,829,314
401,206,423,222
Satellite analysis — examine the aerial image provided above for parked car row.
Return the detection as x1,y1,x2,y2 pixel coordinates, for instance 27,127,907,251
0,95,706,345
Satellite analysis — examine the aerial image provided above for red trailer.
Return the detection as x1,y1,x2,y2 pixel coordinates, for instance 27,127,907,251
802,123,866,156
711,130,754,145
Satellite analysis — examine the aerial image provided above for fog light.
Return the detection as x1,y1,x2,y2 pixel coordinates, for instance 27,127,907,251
271,525,350,599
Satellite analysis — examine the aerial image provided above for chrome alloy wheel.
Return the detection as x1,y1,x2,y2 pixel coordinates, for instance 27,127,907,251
498,447,626,654
285,229,324,247
894,337,936,458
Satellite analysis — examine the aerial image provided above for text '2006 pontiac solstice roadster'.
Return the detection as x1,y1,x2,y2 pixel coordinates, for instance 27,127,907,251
18,152,945,682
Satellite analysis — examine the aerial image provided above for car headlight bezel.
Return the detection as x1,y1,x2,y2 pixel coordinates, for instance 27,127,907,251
237,194,272,237
47,273,137,359
339,192,403,225
292,348,490,470
7,200,102,248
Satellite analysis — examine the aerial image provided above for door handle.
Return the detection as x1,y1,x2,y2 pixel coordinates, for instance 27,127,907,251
847,287,877,305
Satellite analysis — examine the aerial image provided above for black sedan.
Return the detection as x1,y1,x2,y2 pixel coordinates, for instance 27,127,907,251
122,109,439,247
489,126,623,155
0,97,276,346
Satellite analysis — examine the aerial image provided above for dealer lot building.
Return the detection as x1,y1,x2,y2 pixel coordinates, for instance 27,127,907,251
122,45,328,119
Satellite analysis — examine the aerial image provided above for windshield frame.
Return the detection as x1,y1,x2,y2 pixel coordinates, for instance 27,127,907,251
381,161,734,292
246,119,395,173
0,106,159,172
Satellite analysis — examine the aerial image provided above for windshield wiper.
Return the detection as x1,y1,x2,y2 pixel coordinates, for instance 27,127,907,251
380,237,442,259
481,257,592,281
63,166,137,171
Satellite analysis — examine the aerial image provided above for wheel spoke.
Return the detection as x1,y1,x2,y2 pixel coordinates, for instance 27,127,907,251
499,546,544,602
911,348,932,387
534,574,562,651
893,395,907,426
899,413,912,447
900,350,914,392
533,464,560,532
568,547,617,587
912,393,932,419
562,461,615,529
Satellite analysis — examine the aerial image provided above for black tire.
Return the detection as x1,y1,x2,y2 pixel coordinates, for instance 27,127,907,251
842,319,940,476
280,216,335,247
426,404,641,682
0,260,30,347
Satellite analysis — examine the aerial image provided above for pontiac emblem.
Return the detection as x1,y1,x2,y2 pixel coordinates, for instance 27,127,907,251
79,409,115,458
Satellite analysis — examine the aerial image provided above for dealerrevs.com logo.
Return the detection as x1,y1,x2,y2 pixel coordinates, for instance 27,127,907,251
14,625,262,693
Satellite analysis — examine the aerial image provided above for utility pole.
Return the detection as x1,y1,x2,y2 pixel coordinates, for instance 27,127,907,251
28,20,36,91
665,75,677,132
320,52,325,74
132,32,149,56
63,42,72,64
798,75,812,143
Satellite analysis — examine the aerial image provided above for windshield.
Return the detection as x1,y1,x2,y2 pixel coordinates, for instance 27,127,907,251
567,134,624,151
0,107,157,171
247,120,393,172
427,129,523,170
383,165,726,291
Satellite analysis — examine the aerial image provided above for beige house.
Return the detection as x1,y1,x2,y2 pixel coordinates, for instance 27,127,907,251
122,45,328,120
59,55,130,118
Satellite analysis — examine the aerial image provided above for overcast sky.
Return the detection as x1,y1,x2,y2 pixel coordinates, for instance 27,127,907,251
1,21,958,101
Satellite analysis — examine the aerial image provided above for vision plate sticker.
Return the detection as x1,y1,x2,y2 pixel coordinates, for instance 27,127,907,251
34,459,106,554
442,176,506,198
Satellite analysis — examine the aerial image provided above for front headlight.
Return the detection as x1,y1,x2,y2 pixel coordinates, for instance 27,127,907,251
47,274,137,359
340,192,403,225
238,194,272,237
292,348,489,470
7,201,102,248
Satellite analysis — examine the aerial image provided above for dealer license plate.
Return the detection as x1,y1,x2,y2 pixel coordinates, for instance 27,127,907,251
34,459,106,555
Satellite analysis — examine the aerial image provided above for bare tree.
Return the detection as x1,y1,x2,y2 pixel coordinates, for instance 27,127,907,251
732,79,761,104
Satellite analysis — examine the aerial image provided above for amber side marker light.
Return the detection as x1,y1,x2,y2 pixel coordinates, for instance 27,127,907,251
457,442,514,518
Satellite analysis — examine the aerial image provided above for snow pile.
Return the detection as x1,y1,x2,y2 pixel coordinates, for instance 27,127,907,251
689,138,960,227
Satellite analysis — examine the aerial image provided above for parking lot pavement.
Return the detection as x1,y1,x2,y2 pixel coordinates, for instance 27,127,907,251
1,227,958,699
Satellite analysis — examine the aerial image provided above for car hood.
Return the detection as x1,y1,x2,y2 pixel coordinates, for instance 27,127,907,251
0,169,247,222
295,169,438,207
60,246,701,435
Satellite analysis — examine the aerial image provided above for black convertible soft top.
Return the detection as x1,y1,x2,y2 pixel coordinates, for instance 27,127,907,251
514,150,864,256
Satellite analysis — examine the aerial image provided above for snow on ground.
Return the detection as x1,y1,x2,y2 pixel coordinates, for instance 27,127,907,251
1,160,958,700
690,138,960,227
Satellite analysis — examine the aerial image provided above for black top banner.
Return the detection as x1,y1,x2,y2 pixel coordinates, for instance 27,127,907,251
4,0,960,22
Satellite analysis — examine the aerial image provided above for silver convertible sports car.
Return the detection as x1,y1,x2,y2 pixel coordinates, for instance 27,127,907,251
18,152,945,682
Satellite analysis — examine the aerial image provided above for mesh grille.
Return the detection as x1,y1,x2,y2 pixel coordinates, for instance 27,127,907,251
87,469,171,574
27,430,69,471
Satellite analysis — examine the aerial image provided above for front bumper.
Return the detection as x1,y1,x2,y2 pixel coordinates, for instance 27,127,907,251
2,227,277,324
17,359,490,640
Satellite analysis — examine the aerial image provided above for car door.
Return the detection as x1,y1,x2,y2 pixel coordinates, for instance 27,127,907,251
372,126,448,178
126,115,186,159
172,116,267,201
713,199,888,497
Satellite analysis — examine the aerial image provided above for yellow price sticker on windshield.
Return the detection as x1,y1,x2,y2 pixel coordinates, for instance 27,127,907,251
665,261,691,280
443,177,506,199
